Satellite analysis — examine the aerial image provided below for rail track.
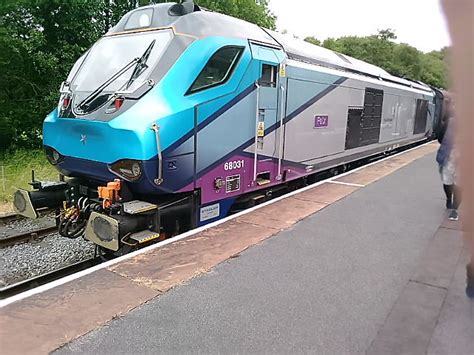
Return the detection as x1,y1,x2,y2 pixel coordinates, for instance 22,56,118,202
0,213,23,225
0,257,102,300
0,208,54,226
0,225,58,248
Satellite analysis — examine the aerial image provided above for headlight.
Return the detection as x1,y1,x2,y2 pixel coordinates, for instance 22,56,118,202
109,159,143,181
45,146,63,165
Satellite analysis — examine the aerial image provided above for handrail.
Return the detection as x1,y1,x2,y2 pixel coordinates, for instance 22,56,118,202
150,123,164,185
253,81,260,182
277,84,285,180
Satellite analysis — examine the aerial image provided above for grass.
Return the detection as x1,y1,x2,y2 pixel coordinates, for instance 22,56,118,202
0,149,59,212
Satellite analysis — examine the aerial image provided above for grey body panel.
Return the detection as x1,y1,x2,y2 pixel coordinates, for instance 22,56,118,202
110,3,278,46
282,66,431,165
110,4,432,94
284,79,350,161
268,30,432,93
246,59,432,175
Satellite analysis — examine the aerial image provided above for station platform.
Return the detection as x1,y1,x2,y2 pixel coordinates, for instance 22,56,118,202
1,142,472,354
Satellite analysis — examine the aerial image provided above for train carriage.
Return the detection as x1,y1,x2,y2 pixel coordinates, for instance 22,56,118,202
13,2,437,254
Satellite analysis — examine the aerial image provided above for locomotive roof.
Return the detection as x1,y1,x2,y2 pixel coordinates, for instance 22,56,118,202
108,2,431,93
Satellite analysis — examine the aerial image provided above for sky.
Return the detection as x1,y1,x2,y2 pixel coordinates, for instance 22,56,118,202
268,0,451,53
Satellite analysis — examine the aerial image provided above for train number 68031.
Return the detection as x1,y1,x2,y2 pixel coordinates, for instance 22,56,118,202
224,160,245,171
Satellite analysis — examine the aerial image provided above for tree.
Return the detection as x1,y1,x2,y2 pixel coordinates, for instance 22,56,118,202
304,36,321,46
377,28,397,41
420,49,449,88
0,0,105,150
391,43,423,80
321,30,448,88
323,35,396,72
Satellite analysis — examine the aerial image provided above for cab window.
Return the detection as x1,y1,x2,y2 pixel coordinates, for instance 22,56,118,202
187,46,244,94
260,64,277,87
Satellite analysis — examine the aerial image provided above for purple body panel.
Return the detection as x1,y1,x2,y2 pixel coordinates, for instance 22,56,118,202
178,154,308,204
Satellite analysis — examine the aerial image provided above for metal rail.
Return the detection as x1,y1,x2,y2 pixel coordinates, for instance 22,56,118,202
0,226,57,248
0,213,22,225
0,258,102,300
0,208,55,226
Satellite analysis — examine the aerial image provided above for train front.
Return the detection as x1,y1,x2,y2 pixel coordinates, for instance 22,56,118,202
12,5,199,254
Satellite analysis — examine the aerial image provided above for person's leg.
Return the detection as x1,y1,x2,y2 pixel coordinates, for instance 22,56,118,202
448,184,461,220
467,264,474,298
453,184,461,209
443,184,454,209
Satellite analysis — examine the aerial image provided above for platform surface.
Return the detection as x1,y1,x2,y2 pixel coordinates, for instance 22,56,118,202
2,143,472,354
52,149,471,354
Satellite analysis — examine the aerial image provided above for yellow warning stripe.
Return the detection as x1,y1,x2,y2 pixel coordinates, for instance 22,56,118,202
138,233,161,244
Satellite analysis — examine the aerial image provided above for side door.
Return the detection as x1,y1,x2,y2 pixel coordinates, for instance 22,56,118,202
249,43,286,187
379,93,400,143
397,95,416,138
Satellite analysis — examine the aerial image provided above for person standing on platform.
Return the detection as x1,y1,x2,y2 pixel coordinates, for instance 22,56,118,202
436,106,460,221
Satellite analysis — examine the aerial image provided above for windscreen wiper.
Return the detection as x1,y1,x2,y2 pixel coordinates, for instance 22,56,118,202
124,39,156,90
76,57,139,112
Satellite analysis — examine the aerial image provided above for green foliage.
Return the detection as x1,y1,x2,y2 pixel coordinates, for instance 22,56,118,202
304,36,321,46
377,28,397,40
0,149,58,204
0,0,275,152
0,0,105,150
321,29,448,89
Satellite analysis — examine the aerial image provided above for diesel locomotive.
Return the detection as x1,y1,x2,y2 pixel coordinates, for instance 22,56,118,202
13,1,445,255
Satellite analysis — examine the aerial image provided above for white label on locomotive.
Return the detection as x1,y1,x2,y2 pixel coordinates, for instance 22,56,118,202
200,203,220,222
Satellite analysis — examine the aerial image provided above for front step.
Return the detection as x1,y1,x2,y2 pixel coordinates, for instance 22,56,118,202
129,229,163,244
256,178,271,186
123,200,157,215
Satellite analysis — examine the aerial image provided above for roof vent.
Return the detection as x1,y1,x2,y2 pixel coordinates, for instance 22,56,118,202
168,1,199,16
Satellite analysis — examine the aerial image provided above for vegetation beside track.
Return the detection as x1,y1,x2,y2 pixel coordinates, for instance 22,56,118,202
0,149,57,211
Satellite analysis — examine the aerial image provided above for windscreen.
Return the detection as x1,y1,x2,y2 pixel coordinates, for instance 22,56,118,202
70,29,173,94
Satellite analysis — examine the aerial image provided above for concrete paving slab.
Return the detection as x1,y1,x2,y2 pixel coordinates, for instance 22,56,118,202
428,250,474,355
335,170,386,185
292,182,359,204
0,270,159,355
335,163,400,186
367,219,469,355
441,217,466,231
367,281,447,355
108,220,278,292
412,227,465,289
237,197,327,229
